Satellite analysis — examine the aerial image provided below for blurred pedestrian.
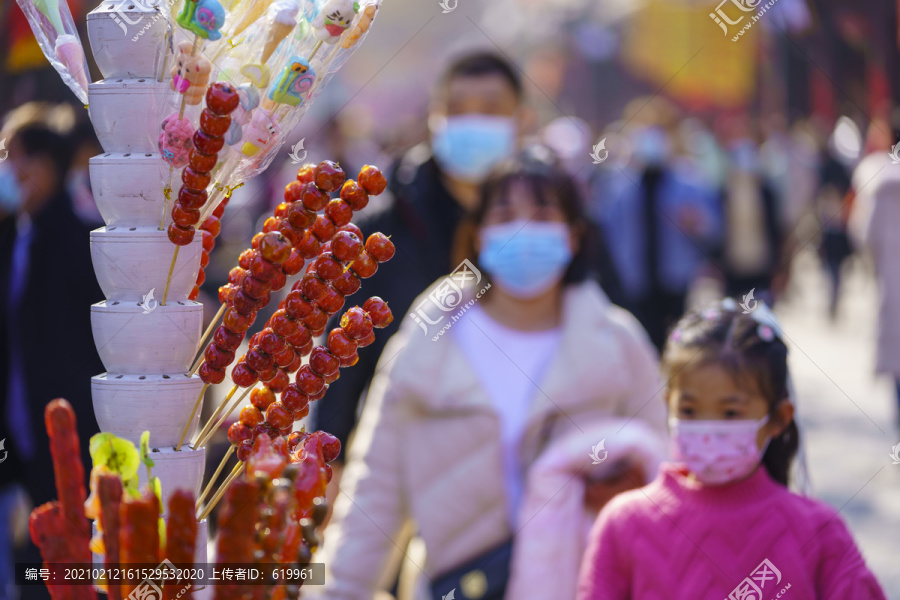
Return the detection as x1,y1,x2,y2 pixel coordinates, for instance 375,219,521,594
313,151,666,600
577,301,887,599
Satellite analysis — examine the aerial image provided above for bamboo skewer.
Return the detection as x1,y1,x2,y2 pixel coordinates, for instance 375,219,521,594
189,303,227,373
175,382,209,451
198,461,245,521
196,444,234,509
191,384,239,449
161,246,180,306
193,386,253,449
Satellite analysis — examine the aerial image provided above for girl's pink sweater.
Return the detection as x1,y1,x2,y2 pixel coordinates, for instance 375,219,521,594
576,463,886,600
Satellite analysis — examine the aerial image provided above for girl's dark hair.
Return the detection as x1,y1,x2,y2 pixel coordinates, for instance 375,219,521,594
451,145,590,284
661,304,799,486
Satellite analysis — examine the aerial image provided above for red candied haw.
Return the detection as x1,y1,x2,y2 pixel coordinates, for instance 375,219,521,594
295,365,326,396
251,232,264,249
284,324,312,349
198,362,226,384
251,387,277,411
349,251,378,279
339,352,359,368
231,290,260,315
192,129,225,155
278,221,301,247
287,353,304,374
213,325,243,352
205,82,240,115
365,232,395,263
358,164,387,195
223,307,255,333
256,363,279,383
239,405,264,428
295,229,321,259
311,215,337,243
339,179,369,211
248,331,263,348
339,223,364,240
259,232,292,264
285,180,305,203
190,150,218,173
327,328,358,359
309,346,340,378
287,430,310,452
363,297,393,328
266,368,290,393
265,402,294,430
269,269,287,292
178,187,207,210
228,422,253,445
285,290,314,321
301,274,328,301
332,270,361,297
232,362,258,388
296,338,314,358
189,286,200,301
241,275,270,300
340,306,374,340
200,109,231,137
228,268,244,287
294,404,311,421
282,250,305,276
201,216,221,237
307,384,327,402
250,253,277,282
167,222,195,246
212,199,228,219
311,431,341,462
297,163,316,184
273,344,295,369
314,160,345,193
262,216,282,234
196,269,206,286
356,330,377,348
270,309,299,338
301,306,328,331
204,343,235,370
274,202,290,219
324,199,353,227
218,284,236,305
246,348,274,373
171,203,200,228
200,251,210,269
238,249,254,270
182,166,211,191
324,369,340,384
316,286,345,315
287,201,316,230
313,253,344,281
201,229,215,252
300,182,330,212
236,439,253,462
281,387,309,414
331,231,363,263
258,328,286,355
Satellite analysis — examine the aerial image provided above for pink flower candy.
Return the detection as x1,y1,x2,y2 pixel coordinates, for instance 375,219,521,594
158,113,195,168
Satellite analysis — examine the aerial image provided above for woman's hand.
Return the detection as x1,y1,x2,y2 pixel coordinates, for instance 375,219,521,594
583,463,645,512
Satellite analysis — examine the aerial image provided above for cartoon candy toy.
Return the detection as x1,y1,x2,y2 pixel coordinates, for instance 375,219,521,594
176,0,227,41
241,110,279,156
170,41,212,105
268,56,316,106
225,83,260,146
158,113,196,168
311,0,358,44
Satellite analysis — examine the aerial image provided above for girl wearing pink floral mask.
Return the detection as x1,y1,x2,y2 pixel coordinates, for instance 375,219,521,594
576,300,887,600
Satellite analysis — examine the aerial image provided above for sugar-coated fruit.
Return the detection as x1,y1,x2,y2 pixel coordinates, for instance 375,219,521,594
323,369,340,384
196,269,206,286
363,297,393,328
340,306,373,340
246,348,274,373
332,270,361,297
236,250,253,271
274,202,290,219
331,231,363,263
278,221,301,247
272,344,295,369
295,229,321,259
213,325,243,352
201,216,221,237
249,253,277,282
181,166,211,191
314,160,345,193
268,310,298,339
218,284,236,305
178,187,207,210
228,268,245,287
339,352,359,367
286,431,310,454
192,129,225,155
251,232,264,249
201,229,215,252
167,222,195,245
231,289,259,315
301,306,328,331
172,203,200,228
206,82,240,116
339,180,369,211
365,232,395,263
288,353,304,374
284,180,305,203
296,338,314,359
339,223,364,240
327,328,358,359
349,251,378,279
358,165,387,195
300,182,330,212
300,274,328,301
258,328,287,356
189,150,218,173
189,285,200,300
309,346,339,377
284,323,312,349
316,285,345,315
256,363,280,383
262,216,282,233
212,199,228,219
310,215,337,242
241,275,270,300
250,387,277,411
228,422,254,446
295,365,325,396
223,307,255,333
198,362,226,384
200,251,210,269
287,201,316,230
239,405,265,428
311,431,341,463
266,368,290,393
200,109,231,137
231,362,258,388
259,232,292,264
324,199,353,227
269,268,287,292
296,163,316,184
313,253,344,281
236,439,253,462
285,290,314,321
204,343,235,370
356,330,377,348
307,384,327,401
265,402,293,430
248,332,262,348
283,250,305,276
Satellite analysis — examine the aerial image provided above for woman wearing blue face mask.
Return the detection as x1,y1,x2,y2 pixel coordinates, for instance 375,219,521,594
313,149,667,600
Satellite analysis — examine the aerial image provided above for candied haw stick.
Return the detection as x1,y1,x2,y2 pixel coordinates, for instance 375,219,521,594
98,473,124,600
165,490,196,600
44,399,91,549
120,489,160,596
189,196,229,301
163,83,239,306
30,502,94,600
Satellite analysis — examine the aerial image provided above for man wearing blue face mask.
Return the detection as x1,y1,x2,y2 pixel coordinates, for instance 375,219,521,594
312,51,525,469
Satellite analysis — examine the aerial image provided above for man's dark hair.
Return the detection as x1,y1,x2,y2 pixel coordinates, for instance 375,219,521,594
439,51,523,100
14,124,73,184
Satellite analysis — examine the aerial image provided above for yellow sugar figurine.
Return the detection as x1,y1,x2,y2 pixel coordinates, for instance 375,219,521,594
231,0,273,37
